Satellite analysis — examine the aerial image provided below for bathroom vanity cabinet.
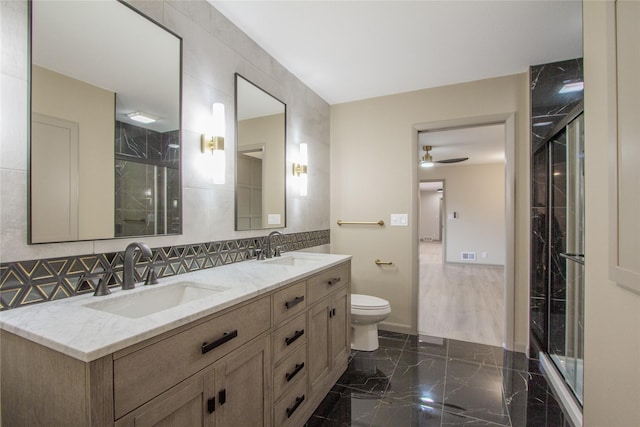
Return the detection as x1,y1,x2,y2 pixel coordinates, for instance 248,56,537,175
307,262,350,397
1,258,351,427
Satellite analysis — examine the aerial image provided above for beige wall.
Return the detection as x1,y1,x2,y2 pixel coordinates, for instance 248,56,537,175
31,65,114,241
330,73,529,349
583,2,640,425
422,163,505,266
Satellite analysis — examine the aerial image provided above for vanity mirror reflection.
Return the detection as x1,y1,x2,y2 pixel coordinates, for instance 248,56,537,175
235,74,286,230
29,0,181,243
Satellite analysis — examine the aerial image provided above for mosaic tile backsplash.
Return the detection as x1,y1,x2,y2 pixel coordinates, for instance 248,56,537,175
0,230,330,310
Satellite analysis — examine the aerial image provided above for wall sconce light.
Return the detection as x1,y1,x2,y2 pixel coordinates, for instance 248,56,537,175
201,103,225,184
292,143,308,196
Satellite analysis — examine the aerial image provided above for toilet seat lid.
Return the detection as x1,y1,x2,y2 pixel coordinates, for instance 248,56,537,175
351,294,390,310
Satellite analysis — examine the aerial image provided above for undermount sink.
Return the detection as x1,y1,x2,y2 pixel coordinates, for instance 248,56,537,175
83,282,228,319
263,254,320,266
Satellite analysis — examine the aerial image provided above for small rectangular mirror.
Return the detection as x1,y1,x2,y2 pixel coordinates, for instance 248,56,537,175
235,74,286,230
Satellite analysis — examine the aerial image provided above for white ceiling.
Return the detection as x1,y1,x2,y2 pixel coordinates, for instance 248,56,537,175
210,0,583,105
419,123,506,166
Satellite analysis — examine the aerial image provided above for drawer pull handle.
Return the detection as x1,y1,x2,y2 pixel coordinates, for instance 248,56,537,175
207,397,215,413
202,329,238,354
285,329,305,346
286,395,305,418
285,295,304,309
285,362,305,382
327,277,341,286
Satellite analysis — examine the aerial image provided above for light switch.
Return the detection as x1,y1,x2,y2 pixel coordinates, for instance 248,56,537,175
390,214,408,226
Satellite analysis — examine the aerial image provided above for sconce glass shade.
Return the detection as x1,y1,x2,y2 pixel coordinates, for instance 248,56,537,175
299,173,308,197
212,147,225,184
201,103,226,184
293,143,308,196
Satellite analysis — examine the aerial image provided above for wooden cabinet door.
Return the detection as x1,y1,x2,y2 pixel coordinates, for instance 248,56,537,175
115,375,208,427
330,287,350,368
215,336,271,427
308,299,331,394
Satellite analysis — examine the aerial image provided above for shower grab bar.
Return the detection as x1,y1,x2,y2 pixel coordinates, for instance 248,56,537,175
337,220,384,226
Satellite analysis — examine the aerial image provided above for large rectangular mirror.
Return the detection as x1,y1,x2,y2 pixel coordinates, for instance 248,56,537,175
29,0,182,243
235,74,286,230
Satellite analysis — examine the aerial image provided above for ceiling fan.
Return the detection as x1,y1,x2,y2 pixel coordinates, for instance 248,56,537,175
419,145,469,168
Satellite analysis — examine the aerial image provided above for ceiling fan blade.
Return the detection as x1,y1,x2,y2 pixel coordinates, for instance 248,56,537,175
435,157,469,164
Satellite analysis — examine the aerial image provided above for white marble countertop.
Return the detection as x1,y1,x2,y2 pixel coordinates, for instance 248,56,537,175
0,252,351,363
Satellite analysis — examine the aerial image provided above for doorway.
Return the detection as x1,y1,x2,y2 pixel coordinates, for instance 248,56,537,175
414,114,516,350
419,180,444,264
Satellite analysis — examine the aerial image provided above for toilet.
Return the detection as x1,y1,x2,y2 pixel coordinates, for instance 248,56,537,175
350,294,391,351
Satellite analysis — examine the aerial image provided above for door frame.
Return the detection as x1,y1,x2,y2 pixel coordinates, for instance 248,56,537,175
412,113,516,351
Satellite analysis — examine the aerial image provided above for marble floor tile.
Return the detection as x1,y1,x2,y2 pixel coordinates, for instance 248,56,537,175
405,335,449,358
503,371,568,427
307,332,570,427
337,347,403,395
384,350,447,405
306,385,382,427
368,397,444,427
443,359,509,426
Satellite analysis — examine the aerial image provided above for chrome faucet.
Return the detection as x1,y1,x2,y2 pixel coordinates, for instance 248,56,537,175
122,242,153,290
265,231,284,258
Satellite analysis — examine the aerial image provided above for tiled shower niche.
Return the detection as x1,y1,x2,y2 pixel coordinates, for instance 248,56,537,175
0,230,330,310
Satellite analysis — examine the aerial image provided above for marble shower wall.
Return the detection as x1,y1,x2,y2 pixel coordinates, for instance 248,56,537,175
529,58,583,352
530,58,583,150
0,0,331,308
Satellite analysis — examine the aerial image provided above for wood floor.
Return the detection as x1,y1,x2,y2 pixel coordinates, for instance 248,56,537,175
418,241,505,347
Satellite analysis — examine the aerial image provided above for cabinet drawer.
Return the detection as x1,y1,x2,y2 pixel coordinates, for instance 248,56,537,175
273,281,306,325
308,262,350,303
273,344,307,400
273,374,308,427
113,296,270,419
272,312,306,363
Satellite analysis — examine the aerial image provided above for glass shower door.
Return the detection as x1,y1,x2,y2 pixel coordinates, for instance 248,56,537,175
549,113,584,404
